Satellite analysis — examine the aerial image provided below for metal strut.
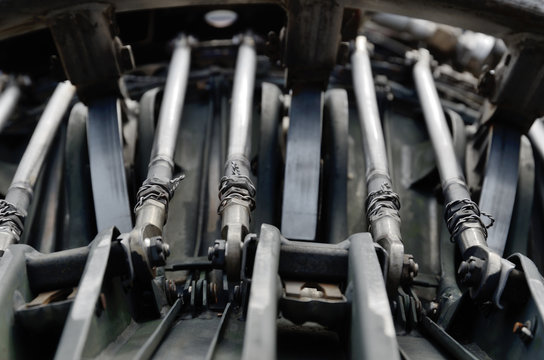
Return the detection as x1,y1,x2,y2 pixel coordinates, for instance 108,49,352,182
134,35,191,233
217,35,257,281
351,36,406,293
0,81,75,254
412,49,511,302
129,35,191,274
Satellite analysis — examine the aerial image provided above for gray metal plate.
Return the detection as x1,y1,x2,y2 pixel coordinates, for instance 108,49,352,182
87,98,133,234
281,89,323,241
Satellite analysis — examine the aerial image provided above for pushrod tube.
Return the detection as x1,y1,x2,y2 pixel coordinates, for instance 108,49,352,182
147,35,191,180
0,83,21,134
6,81,75,211
413,49,487,253
227,35,257,159
0,81,75,252
413,50,465,186
220,35,257,281
134,36,191,231
351,36,404,291
352,36,391,183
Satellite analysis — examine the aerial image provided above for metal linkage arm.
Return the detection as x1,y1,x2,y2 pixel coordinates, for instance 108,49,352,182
218,35,257,281
241,224,281,360
129,35,191,273
412,49,509,301
349,233,400,360
134,35,191,234
0,81,75,254
351,36,406,293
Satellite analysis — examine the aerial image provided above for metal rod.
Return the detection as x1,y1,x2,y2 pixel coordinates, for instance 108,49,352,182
352,36,391,183
219,35,257,281
205,302,232,360
148,35,191,180
0,83,20,134
227,35,257,158
134,36,191,233
241,224,281,360
413,49,465,187
349,232,400,360
0,81,74,254
412,49,503,302
134,298,183,360
6,81,75,211
351,36,404,291
413,49,487,255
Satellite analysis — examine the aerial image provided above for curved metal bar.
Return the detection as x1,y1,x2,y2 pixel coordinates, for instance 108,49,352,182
6,81,75,212
0,81,74,253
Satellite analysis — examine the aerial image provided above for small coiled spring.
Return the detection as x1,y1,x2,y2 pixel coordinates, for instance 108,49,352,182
134,175,185,213
217,174,256,215
0,199,24,238
444,198,494,242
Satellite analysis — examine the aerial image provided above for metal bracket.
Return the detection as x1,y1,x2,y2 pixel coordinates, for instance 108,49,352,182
47,3,134,102
54,228,119,360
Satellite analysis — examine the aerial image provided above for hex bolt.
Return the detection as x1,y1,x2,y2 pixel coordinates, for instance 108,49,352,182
147,236,170,267
208,239,226,267
458,256,484,287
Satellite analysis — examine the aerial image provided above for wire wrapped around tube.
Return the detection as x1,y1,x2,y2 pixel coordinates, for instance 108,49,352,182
365,183,401,232
0,199,24,238
444,198,495,242
217,174,256,215
134,175,185,214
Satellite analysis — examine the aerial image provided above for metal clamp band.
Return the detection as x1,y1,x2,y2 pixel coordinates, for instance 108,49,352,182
444,198,495,242
134,175,185,214
0,199,24,238
217,174,256,215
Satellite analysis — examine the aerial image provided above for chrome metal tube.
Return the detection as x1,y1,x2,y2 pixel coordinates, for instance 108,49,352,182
6,81,75,212
135,35,191,235
147,35,191,180
413,49,465,187
0,83,20,134
227,35,257,158
351,36,404,292
351,36,390,185
413,49,486,251
220,35,257,281
0,81,74,253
